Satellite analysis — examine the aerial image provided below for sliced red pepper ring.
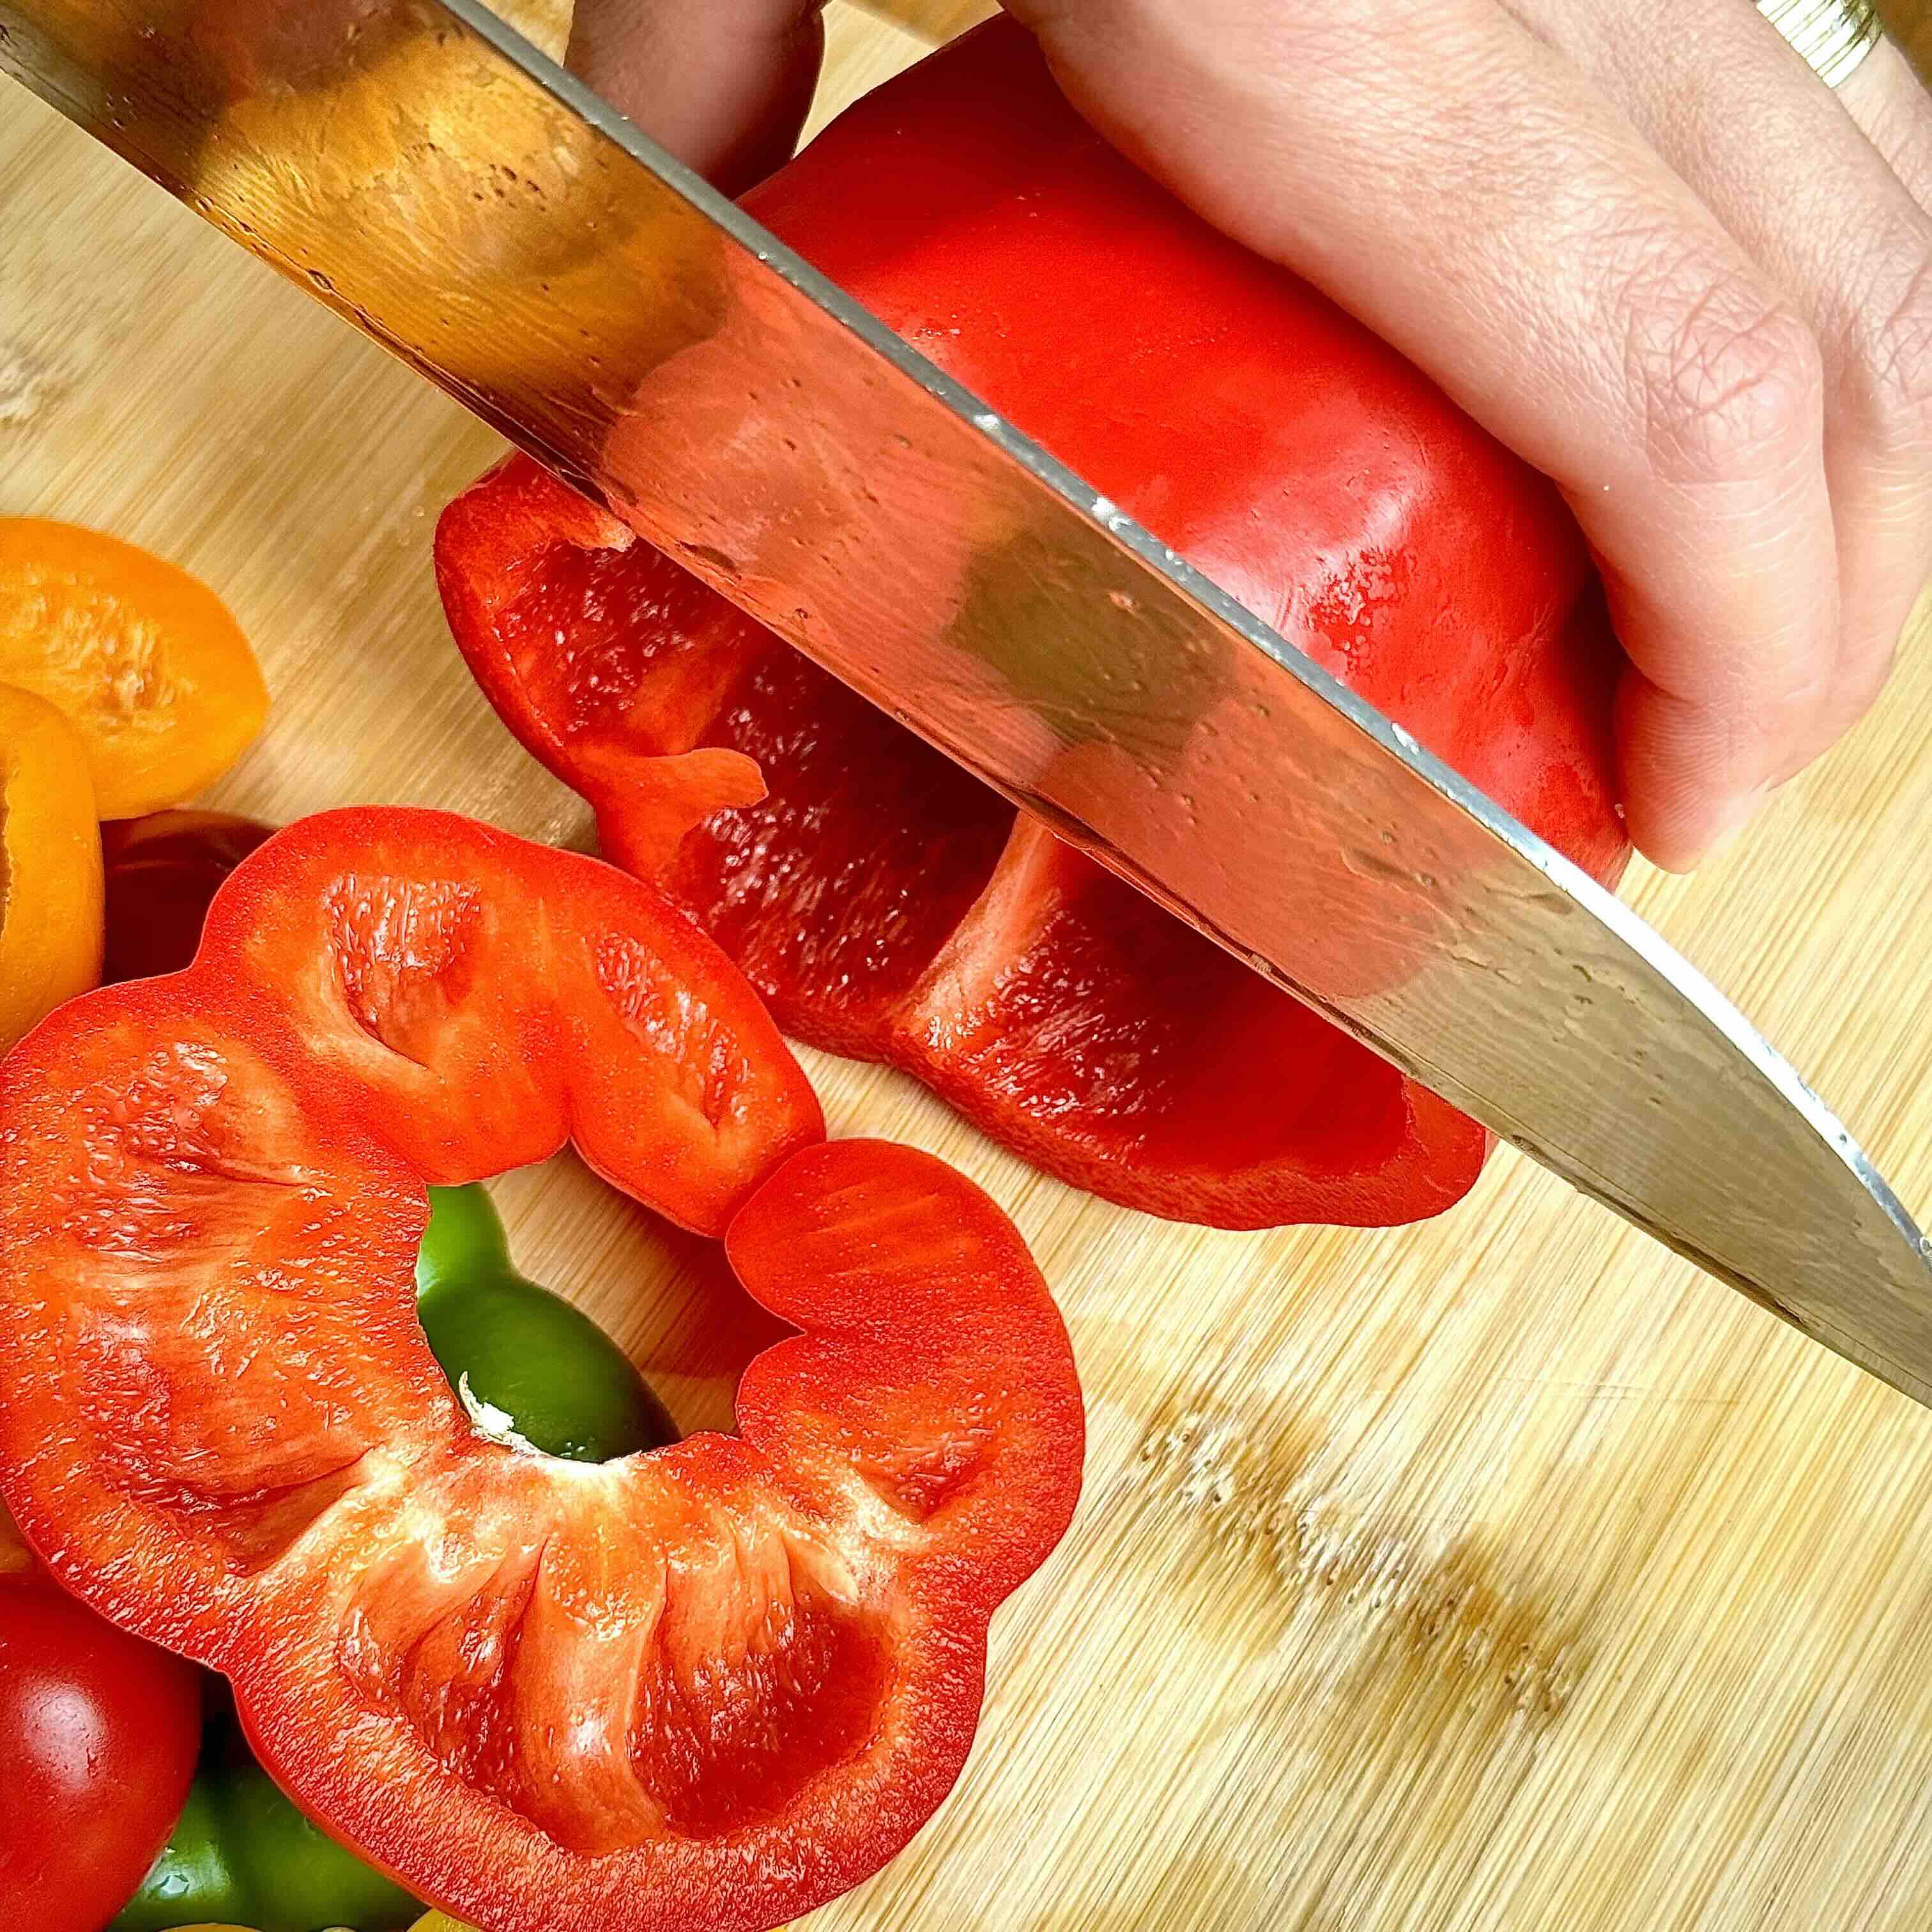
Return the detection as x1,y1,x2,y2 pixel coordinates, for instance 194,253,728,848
0,806,1082,1932
436,18,1630,1232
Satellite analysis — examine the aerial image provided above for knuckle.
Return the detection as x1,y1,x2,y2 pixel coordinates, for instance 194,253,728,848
1853,245,1932,455
1616,250,1823,483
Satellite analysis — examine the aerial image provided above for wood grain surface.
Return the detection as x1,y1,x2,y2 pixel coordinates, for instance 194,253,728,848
6,6,1932,1931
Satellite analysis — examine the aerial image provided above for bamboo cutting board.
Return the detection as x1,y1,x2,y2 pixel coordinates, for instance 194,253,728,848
7,7,1932,1929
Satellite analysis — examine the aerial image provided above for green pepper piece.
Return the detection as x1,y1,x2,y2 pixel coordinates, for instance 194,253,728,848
107,1778,248,1931
109,1762,417,1932
414,1183,678,1463
411,1182,512,1291
220,1763,418,1932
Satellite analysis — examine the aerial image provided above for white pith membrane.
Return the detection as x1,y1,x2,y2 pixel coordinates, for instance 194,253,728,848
454,1370,544,1454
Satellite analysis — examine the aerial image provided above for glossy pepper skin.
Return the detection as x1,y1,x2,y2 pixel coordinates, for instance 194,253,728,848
437,17,1630,1232
414,1183,679,1462
0,806,1083,1932
0,1571,202,1932
109,1758,418,1932
0,683,105,1055
102,811,275,985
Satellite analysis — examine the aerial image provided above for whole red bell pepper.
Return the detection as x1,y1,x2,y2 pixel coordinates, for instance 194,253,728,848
100,808,275,984
436,17,1630,1232
0,807,1082,1932
1,1564,203,1932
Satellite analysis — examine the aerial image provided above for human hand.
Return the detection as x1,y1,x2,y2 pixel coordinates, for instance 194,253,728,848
565,0,826,196
568,0,1932,871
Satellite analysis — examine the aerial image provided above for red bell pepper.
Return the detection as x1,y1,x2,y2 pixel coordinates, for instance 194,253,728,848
1,1568,203,1932
436,17,1630,1232
101,808,275,984
0,807,1082,1932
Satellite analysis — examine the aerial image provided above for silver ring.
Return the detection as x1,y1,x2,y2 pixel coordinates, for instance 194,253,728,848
1758,0,1884,87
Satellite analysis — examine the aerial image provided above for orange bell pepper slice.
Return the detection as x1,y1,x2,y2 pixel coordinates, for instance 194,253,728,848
0,683,103,1053
0,519,268,818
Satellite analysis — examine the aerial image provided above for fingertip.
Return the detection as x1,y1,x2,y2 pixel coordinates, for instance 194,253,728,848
1614,670,1774,871
565,1,824,193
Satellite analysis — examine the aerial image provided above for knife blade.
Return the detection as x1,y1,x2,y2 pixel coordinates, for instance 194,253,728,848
6,0,1931,1400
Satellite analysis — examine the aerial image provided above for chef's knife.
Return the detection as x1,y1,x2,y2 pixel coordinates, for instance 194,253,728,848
6,0,1931,1400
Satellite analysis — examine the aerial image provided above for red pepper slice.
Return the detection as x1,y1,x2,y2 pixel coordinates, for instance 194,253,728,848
436,18,1630,1231
0,807,1082,1932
